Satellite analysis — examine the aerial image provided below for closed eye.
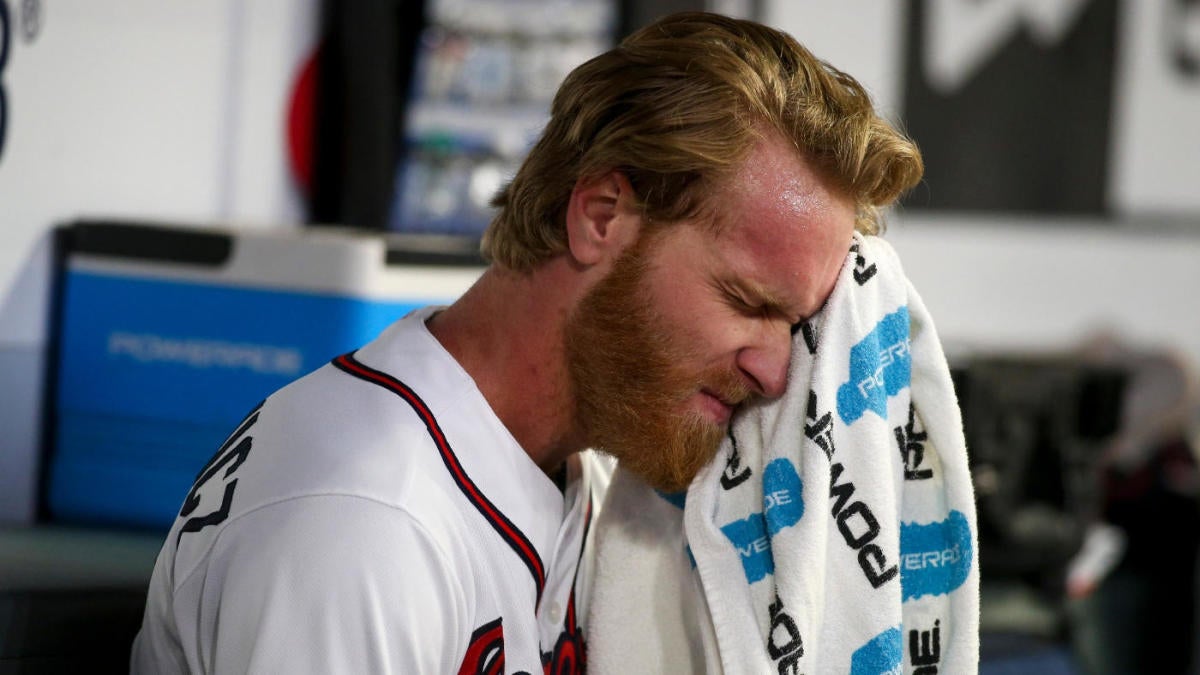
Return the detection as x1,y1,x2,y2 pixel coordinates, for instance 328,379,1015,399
717,279,799,325
723,288,766,317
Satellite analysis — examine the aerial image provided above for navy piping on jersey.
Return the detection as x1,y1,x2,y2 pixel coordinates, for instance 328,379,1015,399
567,494,595,628
331,351,548,607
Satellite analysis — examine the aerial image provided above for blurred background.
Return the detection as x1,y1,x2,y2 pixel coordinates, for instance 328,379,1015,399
0,0,1198,672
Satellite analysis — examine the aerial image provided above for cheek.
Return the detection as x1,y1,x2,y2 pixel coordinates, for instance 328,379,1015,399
654,296,750,367
641,240,743,365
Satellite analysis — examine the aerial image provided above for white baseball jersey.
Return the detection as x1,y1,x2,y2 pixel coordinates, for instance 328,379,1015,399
131,307,612,674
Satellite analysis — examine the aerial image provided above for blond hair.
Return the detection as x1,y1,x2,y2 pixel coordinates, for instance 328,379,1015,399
483,12,923,272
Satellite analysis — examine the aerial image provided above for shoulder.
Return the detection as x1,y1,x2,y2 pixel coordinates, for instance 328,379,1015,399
164,353,478,586
180,496,474,673
231,351,467,512
204,494,468,594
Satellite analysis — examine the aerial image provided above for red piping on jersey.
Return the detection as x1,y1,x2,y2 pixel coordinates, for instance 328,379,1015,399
332,352,548,607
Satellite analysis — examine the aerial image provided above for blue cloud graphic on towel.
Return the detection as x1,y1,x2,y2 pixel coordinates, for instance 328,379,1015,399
900,510,974,601
656,489,687,510
837,307,911,425
720,459,804,583
850,627,902,675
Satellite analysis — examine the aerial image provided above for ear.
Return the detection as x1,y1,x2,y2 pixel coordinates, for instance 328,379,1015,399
565,171,641,266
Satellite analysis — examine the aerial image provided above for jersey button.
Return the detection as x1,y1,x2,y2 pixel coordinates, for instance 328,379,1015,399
548,602,562,625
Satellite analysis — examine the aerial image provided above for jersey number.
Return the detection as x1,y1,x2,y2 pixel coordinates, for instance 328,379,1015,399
177,403,260,542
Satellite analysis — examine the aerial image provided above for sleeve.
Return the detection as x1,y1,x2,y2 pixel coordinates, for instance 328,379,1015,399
190,495,469,674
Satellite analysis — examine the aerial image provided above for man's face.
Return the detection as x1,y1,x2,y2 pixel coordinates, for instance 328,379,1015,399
565,135,856,492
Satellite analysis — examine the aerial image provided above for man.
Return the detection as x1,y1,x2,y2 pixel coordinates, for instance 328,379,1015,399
132,11,922,673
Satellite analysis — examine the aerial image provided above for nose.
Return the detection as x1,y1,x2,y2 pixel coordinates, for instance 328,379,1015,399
735,321,792,399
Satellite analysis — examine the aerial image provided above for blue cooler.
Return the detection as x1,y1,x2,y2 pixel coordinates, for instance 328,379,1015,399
47,222,483,529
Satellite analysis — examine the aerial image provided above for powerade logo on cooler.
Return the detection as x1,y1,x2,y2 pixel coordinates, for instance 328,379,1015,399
900,510,974,601
720,459,804,583
837,307,911,425
850,627,902,675
108,331,304,376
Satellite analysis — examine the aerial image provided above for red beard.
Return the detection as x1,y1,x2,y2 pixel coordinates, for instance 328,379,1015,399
564,230,751,492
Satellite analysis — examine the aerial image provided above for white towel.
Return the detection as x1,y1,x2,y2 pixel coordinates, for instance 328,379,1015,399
586,233,980,674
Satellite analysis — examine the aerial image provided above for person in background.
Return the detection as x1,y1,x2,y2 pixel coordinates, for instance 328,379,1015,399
131,12,922,673
1069,339,1200,675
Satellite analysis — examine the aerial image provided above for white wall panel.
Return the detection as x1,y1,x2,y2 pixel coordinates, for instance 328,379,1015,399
888,214,1200,364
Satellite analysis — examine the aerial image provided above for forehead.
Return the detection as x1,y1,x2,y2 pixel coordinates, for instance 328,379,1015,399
709,137,856,316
